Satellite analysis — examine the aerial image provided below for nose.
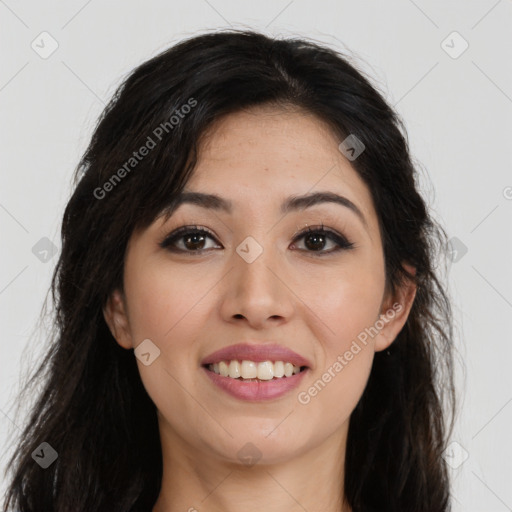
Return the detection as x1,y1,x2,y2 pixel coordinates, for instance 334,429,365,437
219,242,295,329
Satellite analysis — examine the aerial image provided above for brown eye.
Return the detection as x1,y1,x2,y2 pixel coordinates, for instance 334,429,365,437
159,224,355,256
159,226,220,253
291,226,355,255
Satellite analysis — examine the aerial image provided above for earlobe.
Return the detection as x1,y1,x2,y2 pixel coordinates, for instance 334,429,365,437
103,288,133,350
374,264,417,352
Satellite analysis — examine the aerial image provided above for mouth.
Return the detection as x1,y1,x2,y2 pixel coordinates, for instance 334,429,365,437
202,360,309,382
201,360,310,401
200,342,312,400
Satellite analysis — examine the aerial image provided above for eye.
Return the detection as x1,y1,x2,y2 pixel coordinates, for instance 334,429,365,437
159,223,356,255
290,224,355,255
159,225,220,253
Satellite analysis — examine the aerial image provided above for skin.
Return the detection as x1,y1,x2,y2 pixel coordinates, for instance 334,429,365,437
104,104,417,512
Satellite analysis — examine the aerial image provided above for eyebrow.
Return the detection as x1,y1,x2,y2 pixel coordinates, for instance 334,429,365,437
163,190,368,228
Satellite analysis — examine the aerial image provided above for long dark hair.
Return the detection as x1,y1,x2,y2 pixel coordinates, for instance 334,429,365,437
2,29,456,511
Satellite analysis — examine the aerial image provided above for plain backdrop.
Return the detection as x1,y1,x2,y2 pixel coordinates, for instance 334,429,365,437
1,1,511,510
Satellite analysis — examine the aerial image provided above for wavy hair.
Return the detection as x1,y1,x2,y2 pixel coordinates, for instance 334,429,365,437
2,29,456,512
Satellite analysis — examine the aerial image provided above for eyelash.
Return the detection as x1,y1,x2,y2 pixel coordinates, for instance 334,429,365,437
158,224,355,256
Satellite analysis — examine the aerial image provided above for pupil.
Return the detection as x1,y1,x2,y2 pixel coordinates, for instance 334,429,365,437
305,233,325,251
185,233,205,250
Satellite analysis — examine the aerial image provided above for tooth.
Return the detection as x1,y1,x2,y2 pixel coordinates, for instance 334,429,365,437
219,361,229,377
228,360,241,378
257,361,274,380
241,360,258,379
274,361,285,378
207,359,304,379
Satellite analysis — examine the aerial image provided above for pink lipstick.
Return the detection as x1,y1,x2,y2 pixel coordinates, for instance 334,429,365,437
201,342,311,401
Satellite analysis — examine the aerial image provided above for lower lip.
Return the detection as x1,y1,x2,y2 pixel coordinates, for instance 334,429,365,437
202,366,309,401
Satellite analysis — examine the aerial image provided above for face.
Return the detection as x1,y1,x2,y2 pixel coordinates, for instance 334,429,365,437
104,104,415,467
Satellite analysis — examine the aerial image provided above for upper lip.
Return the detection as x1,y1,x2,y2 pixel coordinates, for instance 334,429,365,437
201,342,312,368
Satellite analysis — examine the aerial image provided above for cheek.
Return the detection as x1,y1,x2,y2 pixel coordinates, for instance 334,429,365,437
298,252,385,349
293,257,384,420
122,259,219,409
323,278,383,347
123,260,214,343
296,289,380,430
297,346,373,437
122,261,214,418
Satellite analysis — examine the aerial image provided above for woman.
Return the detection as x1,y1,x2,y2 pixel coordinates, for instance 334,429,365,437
2,29,456,512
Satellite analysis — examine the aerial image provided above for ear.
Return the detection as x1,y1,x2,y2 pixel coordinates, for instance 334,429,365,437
374,263,417,352
103,288,134,350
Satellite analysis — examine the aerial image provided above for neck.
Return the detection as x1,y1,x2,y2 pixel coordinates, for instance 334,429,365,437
152,416,352,512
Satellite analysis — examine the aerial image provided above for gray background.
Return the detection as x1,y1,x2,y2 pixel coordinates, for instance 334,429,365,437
1,0,511,509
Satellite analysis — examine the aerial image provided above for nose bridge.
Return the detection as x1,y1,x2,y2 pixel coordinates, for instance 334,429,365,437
234,234,281,298
222,232,293,325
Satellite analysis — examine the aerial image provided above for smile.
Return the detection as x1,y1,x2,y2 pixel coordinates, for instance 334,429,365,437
206,359,306,380
202,360,309,401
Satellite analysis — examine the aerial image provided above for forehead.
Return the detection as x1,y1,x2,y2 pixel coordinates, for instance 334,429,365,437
184,105,377,228
195,104,344,169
